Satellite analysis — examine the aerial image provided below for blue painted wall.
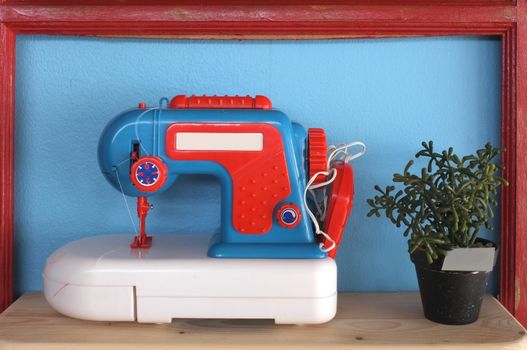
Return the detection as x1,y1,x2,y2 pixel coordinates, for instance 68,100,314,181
14,35,501,295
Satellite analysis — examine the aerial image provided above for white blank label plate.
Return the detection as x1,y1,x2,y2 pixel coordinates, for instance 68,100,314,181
176,132,263,151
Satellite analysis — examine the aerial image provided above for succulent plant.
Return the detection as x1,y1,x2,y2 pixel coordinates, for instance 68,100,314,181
367,141,508,264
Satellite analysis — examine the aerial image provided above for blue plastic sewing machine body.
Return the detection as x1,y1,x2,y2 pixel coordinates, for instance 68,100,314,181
98,96,326,259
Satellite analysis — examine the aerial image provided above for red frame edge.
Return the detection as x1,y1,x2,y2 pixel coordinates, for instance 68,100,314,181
511,3,527,323
0,2,526,325
0,21,15,313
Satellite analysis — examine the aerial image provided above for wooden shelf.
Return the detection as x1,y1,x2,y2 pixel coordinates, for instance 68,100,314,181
0,292,525,349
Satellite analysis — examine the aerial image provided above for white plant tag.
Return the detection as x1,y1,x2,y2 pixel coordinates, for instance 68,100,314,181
441,247,496,272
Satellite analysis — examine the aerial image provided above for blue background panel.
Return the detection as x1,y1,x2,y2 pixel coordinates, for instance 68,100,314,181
14,35,501,295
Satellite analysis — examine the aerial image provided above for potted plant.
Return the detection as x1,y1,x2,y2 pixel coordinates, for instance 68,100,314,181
366,141,508,325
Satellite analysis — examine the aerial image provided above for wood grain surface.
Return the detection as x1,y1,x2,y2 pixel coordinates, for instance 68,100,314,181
0,292,525,350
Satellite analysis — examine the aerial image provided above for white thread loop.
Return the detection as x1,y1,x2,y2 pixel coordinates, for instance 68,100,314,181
303,169,337,252
134,107,161,156
115,167,138,235
305,141,366,253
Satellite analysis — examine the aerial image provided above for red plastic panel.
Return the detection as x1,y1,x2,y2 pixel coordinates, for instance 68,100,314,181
323,161,354,259
165,123,290,234
169,94,272,110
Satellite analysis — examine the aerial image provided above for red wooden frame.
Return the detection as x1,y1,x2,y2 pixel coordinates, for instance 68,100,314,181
1,0,526,324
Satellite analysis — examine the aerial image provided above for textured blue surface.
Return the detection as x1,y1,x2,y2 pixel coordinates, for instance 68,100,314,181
14,35,501,295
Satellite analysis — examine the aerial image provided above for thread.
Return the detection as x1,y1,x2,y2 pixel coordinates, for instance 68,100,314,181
134,107,161,156
114,167,138,235
304,141,366,253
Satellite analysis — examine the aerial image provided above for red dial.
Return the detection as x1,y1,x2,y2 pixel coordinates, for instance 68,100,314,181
130,156,168,192
308,128,328,185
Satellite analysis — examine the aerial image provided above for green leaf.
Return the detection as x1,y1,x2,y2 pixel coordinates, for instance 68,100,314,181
365,141,506,264
404,160,414,175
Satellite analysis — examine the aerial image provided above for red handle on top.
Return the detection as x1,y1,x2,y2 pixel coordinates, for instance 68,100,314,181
170,94,272,110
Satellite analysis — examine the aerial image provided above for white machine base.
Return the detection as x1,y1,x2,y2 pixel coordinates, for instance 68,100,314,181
43,234,337,324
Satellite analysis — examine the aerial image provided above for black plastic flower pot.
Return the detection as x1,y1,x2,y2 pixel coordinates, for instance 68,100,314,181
410,241,495,325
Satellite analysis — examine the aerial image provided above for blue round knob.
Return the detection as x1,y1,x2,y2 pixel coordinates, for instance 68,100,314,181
276,203,301,228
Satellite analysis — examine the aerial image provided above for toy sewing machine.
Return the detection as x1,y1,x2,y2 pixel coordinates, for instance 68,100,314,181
43,95,363,324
